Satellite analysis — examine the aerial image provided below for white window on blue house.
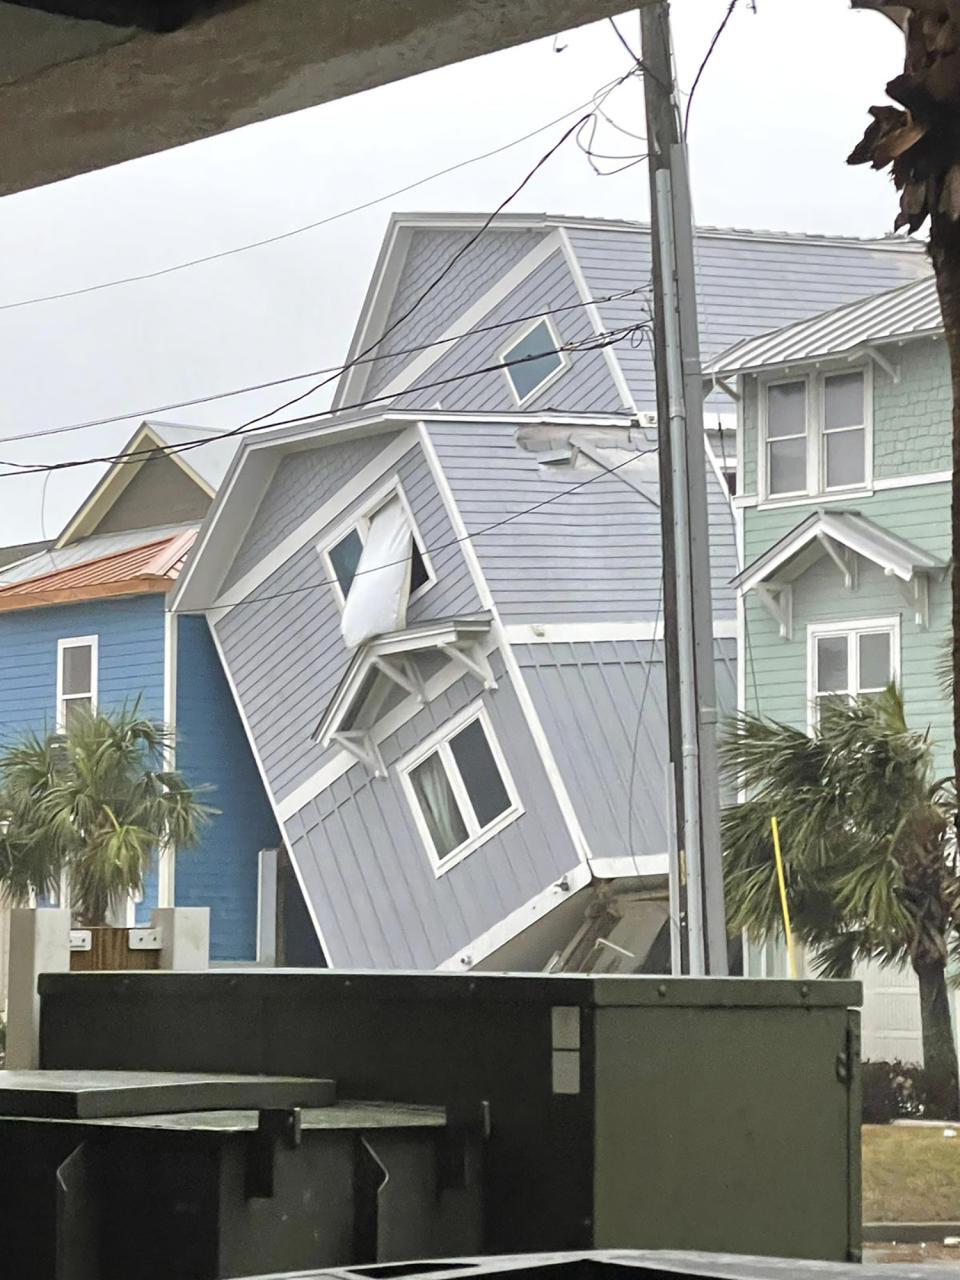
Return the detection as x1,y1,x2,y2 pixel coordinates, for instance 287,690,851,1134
398,702,523,875
56,635,98,732
807,617,899,727
762,368,870,500
500,317,568,406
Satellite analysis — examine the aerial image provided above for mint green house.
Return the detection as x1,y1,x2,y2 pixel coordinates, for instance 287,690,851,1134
705,273,955,1059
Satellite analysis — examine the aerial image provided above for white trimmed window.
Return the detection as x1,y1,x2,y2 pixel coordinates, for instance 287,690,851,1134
322,483,433,609
56,635,98,731
807,618,899,727
762,368,870,500
398,702,523,875
500,316,568,406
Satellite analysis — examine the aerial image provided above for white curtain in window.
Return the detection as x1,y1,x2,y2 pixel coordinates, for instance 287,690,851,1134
340,496,413,649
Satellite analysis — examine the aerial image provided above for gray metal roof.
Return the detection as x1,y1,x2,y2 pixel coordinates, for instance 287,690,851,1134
734,508,946,592
704,274,942,378
0,523,198,585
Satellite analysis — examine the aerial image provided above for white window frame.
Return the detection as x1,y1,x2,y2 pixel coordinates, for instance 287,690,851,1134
396,699,524,877
56,634,98,733
319,477,436,609
498,314,570,408
805,615,900,731
759,365,873,505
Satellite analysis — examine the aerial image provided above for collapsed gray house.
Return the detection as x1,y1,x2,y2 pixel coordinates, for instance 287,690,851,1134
171,213,926,970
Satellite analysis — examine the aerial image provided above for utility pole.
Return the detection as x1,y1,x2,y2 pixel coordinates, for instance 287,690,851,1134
640,1,727,975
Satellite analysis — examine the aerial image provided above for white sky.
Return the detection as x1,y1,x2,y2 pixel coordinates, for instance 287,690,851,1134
0,0,911,544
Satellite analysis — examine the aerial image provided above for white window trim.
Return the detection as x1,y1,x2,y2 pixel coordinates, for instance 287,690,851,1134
318,476,436,609
758,365,873,505
56,634,99,733
805,615,900,732
498,314,570,408
396,698,524,877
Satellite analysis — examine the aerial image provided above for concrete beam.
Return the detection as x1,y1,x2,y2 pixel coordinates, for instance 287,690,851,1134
0,0,634,196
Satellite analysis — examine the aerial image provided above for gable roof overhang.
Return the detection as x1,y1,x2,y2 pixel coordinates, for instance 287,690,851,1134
0,528,196,613
55,419,224,549
169,407,636,616
703,273,940,383
314,616,494,774
734,509,946,636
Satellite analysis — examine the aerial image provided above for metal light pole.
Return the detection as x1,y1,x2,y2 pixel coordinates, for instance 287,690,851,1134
640,1,727,975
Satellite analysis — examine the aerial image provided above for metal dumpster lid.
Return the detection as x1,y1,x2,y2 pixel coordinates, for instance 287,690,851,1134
236,1249,955,1279
0,1070,335,1119
37,971,862,1010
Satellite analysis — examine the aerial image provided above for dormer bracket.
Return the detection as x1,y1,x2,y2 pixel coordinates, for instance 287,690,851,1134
817,534,857,591
756,583,793,641
864,345,900,384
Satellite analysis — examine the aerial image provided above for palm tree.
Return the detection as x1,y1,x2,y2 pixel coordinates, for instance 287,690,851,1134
0,705,209,927
720,686,960,1120
847,2,960,869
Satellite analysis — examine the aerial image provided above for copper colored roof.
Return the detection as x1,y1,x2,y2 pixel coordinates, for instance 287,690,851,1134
0,529,196,612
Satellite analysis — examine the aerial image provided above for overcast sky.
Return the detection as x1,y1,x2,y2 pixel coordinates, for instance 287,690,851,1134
0,0,911,544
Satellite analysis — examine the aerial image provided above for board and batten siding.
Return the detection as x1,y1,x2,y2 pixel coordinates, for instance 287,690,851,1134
427,420,736,622
283,650,578,969
363,227,550,402
213,435,482,804
394,245,625,416
174,615,281,962
514,638,736,861
743,485,952,774
223,432,403,593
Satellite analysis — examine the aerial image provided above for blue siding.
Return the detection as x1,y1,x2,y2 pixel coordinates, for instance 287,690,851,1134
174,614,281,962
0,594,166,919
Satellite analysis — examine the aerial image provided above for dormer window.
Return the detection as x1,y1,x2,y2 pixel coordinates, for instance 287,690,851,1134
321,485,433,650
761,368,870,501
500,317,568,406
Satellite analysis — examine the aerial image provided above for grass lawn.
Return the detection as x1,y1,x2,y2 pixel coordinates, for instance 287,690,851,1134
863,1124,960,1222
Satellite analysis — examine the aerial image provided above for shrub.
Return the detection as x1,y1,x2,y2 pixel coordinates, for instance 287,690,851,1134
863,1059,927,1123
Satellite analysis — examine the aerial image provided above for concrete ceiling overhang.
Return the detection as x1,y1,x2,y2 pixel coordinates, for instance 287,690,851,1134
0,0,636,196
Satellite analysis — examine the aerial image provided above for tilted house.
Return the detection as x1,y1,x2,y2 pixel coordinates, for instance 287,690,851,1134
170,213,928,972
0,421,291,964
705,272,953,1059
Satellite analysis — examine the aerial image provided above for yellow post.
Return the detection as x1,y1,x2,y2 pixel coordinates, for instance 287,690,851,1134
770,815,798,980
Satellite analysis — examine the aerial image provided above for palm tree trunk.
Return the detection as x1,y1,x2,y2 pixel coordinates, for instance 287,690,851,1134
928,218,960,800
914,955,960,1120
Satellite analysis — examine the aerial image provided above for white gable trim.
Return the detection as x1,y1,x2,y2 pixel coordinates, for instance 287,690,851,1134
333,220,411,411
416,421,594,870
362,231,564,406
558,226,637,413
212,428,420,614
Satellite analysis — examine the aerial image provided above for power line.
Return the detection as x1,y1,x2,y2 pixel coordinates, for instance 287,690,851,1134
0,74,635,315
0,325,648,479
230,72,640,441
683,0,740,139
190,445,660,614
0,286,648,448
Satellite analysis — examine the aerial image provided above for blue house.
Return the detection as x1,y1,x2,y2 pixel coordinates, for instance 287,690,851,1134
0,420,294,964
169,211,928,974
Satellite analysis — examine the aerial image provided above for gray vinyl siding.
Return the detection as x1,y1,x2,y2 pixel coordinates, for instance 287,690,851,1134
567,227,928,413
284,651,579,969
364,227,549,402
393,246,625,416
223,433,402,591
516,637,737,861
427,420,736,622
214,438,481,802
